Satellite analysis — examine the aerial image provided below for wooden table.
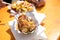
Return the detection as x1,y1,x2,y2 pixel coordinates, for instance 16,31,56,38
0,0,60,40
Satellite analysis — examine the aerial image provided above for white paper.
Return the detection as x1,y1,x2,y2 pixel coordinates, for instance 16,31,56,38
8,19,47,40
8,13,47,40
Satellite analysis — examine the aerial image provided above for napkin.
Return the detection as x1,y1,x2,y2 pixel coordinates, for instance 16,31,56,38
8,13,47,40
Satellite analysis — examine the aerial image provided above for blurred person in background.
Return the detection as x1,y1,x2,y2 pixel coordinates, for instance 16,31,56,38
0,0,11,9
0,0,6,9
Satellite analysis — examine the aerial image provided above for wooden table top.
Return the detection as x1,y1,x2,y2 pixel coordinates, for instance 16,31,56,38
0,0,60,40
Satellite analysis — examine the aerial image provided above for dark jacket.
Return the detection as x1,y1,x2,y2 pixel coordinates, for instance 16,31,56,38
3,0,12,3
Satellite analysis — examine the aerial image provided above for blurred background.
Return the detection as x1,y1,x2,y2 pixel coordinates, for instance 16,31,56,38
0,0,60,40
